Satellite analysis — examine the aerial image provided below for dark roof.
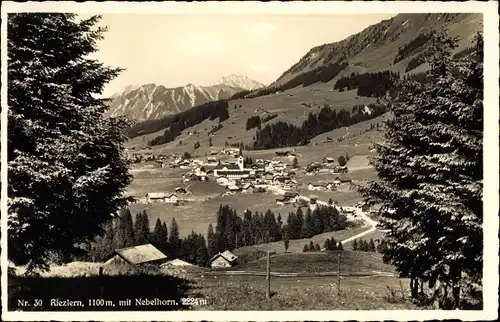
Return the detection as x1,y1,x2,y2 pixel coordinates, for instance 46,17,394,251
217,170,251,175
114,244,167,265
215,163,240,170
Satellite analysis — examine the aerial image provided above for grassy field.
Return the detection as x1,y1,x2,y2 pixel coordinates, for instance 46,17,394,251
232,226,370,257
233,251,396,275
185,250,421,310
129,190,298,237
188,274,421,310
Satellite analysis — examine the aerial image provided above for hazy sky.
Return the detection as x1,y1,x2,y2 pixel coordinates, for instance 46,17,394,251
92,14,396,97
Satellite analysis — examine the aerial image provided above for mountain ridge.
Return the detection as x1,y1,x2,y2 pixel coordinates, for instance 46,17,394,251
106,75,263,122
271,13,481,88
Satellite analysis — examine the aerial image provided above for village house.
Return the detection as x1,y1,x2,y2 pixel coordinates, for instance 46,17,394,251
225,185,242,194
164,193,179,204
307,183,325,191
146,192,168,203
275,149,296,157
205,156,218,165
331,166,349,174
210,251,238,268
273,175,291,185
161,258,194,268
103,244,167,268
341,206,356,214
216,176,232,186
241,183,255,194
222,147,241,156
323,157,336,164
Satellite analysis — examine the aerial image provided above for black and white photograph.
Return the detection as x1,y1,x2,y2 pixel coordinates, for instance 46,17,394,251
1,1,498,321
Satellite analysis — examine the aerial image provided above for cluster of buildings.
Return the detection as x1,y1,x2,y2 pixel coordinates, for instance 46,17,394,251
305,157,349,175
103,243,239,272
307,177,352,191
212,156,299,195
142,187,188,204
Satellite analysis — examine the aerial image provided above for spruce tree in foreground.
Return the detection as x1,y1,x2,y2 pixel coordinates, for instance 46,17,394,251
361,31,483,308
7,14,132,273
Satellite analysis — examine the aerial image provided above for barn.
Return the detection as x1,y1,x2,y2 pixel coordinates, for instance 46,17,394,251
103,244,167,268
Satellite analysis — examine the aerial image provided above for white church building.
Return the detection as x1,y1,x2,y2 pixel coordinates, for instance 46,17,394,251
213,156,255,180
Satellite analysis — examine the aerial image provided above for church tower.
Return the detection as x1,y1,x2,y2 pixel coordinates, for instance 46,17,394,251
237,156,245,170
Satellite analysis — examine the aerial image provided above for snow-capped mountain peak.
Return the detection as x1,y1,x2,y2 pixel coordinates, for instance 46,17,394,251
217,74,265,91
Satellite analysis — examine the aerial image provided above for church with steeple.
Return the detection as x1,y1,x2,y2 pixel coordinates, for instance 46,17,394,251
213,156,255,180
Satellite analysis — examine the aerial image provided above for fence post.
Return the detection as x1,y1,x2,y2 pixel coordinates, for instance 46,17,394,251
266,250,271,298
99,266,104,298
337,253,341,296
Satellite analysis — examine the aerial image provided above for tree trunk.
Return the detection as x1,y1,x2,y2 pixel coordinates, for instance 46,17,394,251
450,265,462,309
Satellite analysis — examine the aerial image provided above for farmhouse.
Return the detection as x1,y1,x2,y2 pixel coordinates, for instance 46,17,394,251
104,244,167,268
341,206,356,214
275,149,296,157
210,250,238,268
241,183,255,194
164,194,179,203
161,258,194,268
273,175,291,185
331,166,348,174
216,176,232,186
308,183,325,191
226,185,242,193
146,192,168,203
206,156,218,164
223,147,241,156
323,157,336,164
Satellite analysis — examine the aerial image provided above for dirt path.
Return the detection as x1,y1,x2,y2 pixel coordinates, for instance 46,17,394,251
341,207,378,244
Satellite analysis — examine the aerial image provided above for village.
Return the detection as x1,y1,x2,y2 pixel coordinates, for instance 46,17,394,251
108,146,385,270
130,147,357,209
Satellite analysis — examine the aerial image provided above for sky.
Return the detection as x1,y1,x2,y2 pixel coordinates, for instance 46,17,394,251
92,14,396,97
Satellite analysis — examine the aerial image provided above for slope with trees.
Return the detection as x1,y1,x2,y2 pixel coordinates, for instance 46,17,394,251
251,103,388,150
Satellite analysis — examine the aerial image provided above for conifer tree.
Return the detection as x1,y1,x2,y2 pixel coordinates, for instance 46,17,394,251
353,239,358,251
276,213,283,240
115,208,135,248
324,239,331,251
337,241,344,251
361,31,483,307
194,234,210,267
303,244,309,252
308,240,315,251
282,226,290,253
207,223,217,257
169,217,181,258
134,211,150,245
151,218,165,247
315,242,321,252
301,209,313,238
7,13,132,272
369,238,376,252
